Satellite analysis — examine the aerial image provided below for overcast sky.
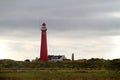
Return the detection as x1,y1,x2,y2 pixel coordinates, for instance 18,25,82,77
0,0,120,61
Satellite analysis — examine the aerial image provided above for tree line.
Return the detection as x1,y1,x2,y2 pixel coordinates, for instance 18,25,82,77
0,58,120,71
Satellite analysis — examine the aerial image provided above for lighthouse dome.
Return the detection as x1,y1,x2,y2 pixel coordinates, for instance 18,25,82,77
42,22,46,27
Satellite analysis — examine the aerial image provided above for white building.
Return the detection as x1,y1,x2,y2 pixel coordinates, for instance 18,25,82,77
48,55,66,62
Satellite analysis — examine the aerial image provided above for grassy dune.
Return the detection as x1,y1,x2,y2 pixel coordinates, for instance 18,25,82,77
0,59,120,80
0,70,120,80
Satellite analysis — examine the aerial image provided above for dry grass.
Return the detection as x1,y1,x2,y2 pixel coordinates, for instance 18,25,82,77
0,70,120,80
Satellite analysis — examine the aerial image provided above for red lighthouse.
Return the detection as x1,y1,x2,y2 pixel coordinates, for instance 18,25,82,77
40,22,48,61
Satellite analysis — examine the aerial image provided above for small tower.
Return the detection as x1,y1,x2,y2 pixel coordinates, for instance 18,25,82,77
40,22,48,61
72,53,74,61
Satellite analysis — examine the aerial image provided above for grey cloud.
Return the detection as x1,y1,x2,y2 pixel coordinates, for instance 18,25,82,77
0,0,120,39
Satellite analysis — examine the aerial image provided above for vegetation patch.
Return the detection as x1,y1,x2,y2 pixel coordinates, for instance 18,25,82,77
0,58,120,80
0,70,120,80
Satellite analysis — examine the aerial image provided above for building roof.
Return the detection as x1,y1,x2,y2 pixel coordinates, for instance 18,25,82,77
48,55,66,60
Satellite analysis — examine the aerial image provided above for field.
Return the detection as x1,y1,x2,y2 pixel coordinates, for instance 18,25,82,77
0,69,120,80
0,59,120,80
